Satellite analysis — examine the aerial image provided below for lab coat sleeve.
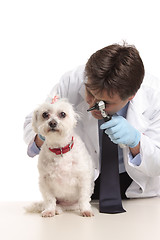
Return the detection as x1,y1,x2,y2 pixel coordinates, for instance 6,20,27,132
27,139,40,157
128,108,160,177
23,112,36,145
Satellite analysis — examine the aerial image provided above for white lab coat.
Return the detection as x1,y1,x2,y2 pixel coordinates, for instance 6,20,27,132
24,65,160,198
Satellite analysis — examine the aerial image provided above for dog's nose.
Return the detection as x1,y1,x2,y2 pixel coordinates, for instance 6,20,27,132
49,120,57,129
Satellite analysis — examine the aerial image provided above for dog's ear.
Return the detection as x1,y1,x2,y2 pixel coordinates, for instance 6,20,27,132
32,110,39,133
74,111,80,121
73,111,81,127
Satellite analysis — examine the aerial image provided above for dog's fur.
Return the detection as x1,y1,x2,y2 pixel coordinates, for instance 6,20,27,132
26,99,94,217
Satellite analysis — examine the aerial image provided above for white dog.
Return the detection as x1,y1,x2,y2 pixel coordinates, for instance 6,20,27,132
26,98,94,217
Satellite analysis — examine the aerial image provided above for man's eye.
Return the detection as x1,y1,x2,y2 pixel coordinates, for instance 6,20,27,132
42,112,49,119
59,112,66,118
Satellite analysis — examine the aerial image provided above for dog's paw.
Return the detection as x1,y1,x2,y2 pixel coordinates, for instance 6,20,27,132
81,210,94,217
41,209,55,217
55,205,63,215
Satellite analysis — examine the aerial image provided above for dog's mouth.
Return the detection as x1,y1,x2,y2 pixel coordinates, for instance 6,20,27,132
48,127,59,133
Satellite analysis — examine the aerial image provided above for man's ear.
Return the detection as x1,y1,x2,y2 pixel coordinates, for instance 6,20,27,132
32,110,39,133
128,95,135,101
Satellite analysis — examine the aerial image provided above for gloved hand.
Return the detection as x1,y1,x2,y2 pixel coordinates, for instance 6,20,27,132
100,115,141,148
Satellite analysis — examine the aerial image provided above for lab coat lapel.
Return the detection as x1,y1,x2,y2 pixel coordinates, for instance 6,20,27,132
77,83,99,156
126,89,150,133
124,89,150,192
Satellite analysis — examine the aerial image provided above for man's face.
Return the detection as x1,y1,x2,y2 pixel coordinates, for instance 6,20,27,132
85,86,134,119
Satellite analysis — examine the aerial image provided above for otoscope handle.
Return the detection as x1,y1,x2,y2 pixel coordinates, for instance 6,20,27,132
104,115,112,122
118,143,126,149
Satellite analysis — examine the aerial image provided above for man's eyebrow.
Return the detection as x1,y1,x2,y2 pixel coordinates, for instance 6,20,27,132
86,88,113,104
85,86,94,95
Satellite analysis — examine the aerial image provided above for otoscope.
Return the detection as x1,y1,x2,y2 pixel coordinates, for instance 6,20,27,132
87,101,125,148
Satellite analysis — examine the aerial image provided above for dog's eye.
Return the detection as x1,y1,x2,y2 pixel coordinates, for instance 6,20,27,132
42,112,49,119
59,112,66,118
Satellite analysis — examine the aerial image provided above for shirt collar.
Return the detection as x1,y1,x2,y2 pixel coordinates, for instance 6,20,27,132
117,102,129,117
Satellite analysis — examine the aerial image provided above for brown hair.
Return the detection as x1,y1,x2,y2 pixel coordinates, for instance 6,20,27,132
85,43,145,100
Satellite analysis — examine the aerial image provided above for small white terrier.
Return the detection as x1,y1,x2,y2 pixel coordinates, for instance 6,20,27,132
26,98,94,217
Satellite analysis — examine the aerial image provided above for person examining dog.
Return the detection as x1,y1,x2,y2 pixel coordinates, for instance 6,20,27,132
24,42,160,214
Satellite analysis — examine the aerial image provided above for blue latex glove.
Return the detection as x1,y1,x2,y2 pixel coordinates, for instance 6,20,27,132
100,115,141,148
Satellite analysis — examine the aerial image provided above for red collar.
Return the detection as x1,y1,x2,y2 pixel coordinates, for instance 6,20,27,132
49,137,74,156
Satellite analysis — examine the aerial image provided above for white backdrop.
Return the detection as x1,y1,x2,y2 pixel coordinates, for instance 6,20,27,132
0,0,160,201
